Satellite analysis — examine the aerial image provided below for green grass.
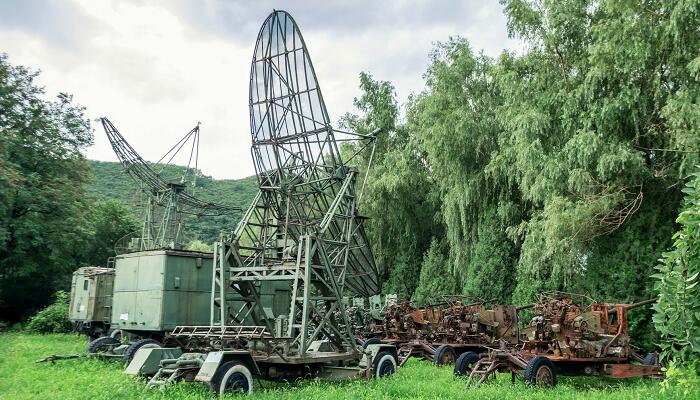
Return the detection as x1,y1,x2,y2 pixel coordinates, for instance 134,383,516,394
0,334,683,399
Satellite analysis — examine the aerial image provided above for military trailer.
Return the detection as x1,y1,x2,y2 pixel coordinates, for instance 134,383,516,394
463,293,663,387
363,298,520,370
68,266,115,340
79,249,290,363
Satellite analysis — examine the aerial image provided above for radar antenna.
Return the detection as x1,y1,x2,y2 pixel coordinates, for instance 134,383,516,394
101,117,239,251
211,10,380,358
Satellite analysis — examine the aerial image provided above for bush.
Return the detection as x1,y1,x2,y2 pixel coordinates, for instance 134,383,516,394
186,239,213,252
653,169,700,364
25,291,73,334
660,360,700,398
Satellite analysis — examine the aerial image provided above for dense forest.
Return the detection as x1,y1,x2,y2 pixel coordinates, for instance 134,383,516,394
0,0,698,380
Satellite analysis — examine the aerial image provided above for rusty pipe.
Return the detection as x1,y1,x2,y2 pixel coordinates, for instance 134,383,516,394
607,298,656,314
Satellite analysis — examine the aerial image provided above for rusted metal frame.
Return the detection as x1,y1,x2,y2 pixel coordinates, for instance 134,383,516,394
467,359,498,387
397,345,414,367
604,363,661,378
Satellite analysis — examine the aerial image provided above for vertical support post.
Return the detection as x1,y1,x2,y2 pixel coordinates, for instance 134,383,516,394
210,242,218,326
219,243,227,330
287,236,304,338
299,236,313,356
210,241,228,329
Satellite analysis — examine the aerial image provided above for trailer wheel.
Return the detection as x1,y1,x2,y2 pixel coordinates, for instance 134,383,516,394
643,353,659,366
523,356,557,387
122,338,162,363
87,336,120,353
373,351,397,379
362,338,382,349
433,344,457,366
211,361,253,396
454,351,480,376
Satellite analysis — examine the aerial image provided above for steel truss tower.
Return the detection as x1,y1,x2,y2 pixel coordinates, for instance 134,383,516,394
211,10,380,358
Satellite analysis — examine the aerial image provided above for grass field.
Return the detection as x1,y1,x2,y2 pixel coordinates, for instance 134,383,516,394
0,334,687,399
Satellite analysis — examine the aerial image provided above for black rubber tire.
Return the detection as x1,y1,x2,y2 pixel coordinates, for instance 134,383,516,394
433,344,457,366
122,338,162,363
87,336,120,353
454,351,480,376
362,338,383,349
643,353,659,366
372,351,397,379
210,361,253,395
523,356,557,387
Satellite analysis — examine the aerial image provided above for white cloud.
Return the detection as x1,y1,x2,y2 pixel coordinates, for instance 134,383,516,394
0,0,519,179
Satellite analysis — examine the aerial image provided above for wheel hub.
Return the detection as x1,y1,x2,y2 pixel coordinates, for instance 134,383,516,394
536,366,554,385
225,372,249,393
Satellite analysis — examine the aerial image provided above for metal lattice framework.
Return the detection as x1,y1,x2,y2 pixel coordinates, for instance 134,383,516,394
211,10,380,358
102,117,239,250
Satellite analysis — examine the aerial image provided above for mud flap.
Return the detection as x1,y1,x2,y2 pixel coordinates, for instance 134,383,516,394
125,347,183,376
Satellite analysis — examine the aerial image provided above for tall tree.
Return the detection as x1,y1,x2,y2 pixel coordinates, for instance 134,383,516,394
409,40,522,303
341,73,442,298
403,0,698,344
496,0,698,306
84,200,140,267
0,54,93,321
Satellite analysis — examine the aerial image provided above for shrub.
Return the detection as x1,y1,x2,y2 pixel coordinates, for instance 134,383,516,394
25,291,73,334
660,360,700,398
653,169,700,365
186,239,213,253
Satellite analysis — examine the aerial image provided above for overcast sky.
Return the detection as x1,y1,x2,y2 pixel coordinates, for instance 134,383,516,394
1,0,519,179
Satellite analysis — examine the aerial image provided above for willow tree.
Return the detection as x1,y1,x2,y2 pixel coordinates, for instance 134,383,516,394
496,0,698,310
406,39,519,302
407,0,698,324
341,73,444,299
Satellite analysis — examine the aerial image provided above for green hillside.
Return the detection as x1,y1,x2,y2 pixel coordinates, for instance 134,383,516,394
85,160,258,244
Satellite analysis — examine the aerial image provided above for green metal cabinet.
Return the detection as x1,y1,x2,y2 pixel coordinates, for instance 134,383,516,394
111,250,214,332
68,267,114,324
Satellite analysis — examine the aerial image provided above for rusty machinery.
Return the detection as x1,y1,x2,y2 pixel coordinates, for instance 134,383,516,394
363,297,520,368
462,292,662,387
